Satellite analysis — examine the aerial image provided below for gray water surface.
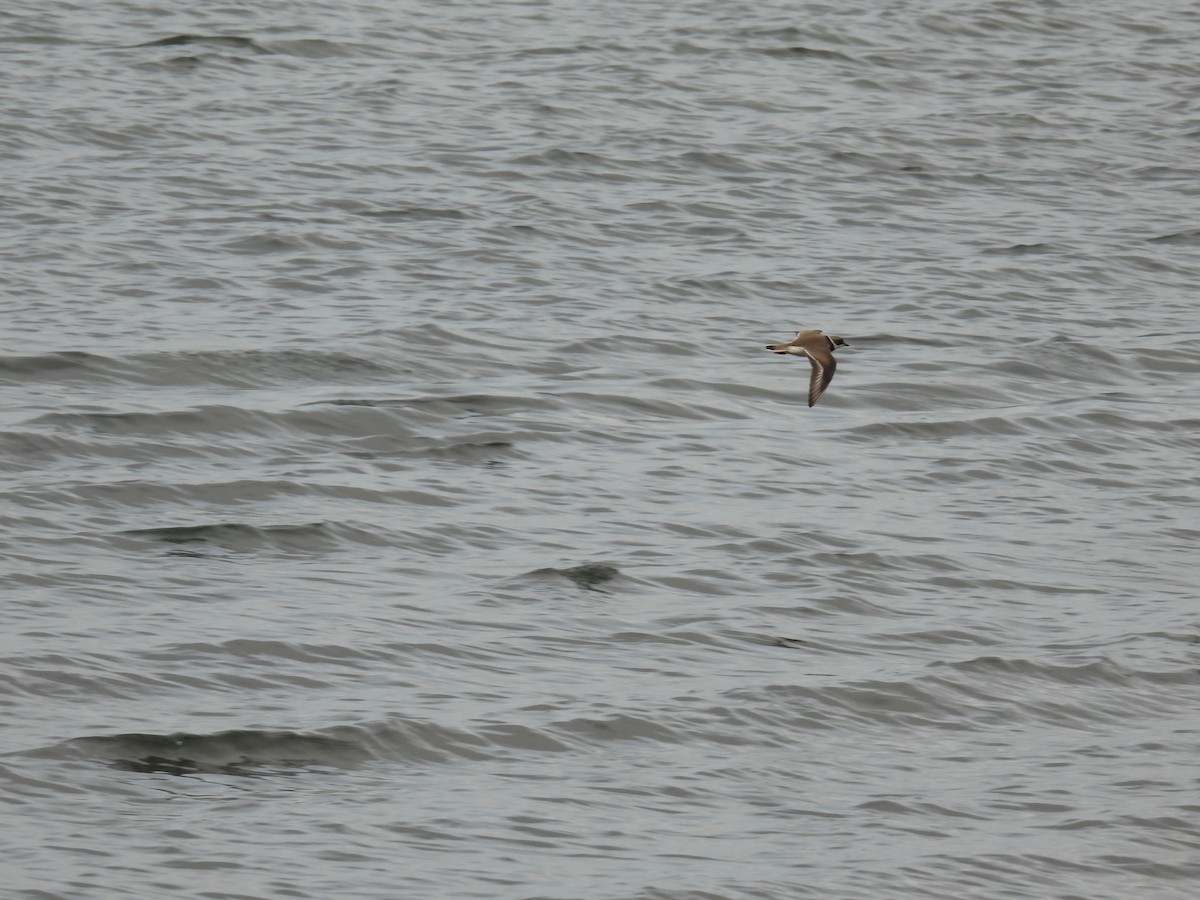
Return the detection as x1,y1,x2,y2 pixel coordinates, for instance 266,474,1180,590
3,1,1199,898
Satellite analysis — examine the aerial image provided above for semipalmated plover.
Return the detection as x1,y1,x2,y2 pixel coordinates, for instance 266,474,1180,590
764,329,848,407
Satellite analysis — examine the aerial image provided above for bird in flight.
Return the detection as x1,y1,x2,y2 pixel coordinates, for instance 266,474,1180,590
764,329,848,407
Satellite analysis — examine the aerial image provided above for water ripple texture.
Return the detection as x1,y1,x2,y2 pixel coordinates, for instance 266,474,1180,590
2,1,1199,898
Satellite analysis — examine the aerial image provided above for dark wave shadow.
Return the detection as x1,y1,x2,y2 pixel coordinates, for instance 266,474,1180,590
29,729,373,776
130,34,271,53
119,521,388,555
517,562,625,592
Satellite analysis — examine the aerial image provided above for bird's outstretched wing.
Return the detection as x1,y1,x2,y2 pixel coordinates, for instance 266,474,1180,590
804,348,837,407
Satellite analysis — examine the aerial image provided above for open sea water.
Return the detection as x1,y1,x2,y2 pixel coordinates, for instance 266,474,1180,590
3,1,1199,898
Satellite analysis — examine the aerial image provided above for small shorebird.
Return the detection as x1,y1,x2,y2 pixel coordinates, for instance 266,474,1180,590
764,329,848,407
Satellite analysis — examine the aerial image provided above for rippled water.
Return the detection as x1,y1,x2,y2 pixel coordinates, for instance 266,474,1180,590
3,1,1199,898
